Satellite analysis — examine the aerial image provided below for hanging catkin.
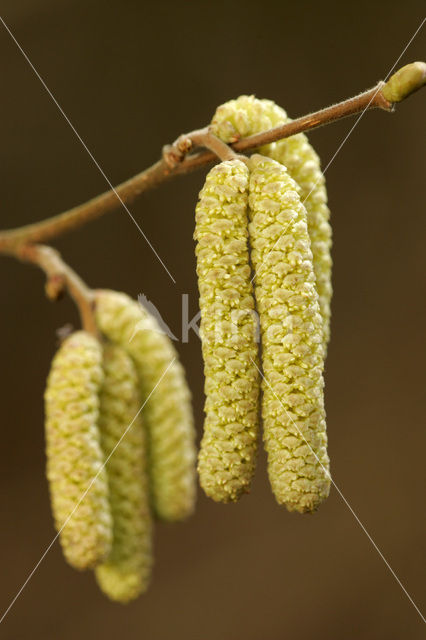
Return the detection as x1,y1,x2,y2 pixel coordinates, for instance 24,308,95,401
95,290,196,522
95,343,152,603
248,155,330,513
211,95,332,349
195,159,260,503
44,331,112,569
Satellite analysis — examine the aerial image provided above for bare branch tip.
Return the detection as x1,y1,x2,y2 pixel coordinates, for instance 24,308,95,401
382,61,426,103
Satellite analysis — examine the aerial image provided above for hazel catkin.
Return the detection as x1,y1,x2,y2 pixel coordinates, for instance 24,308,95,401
95,343,153,603
94,290,196,522
44,331,112,569
211,95,332,349
248,155,330,513
195,159,260,503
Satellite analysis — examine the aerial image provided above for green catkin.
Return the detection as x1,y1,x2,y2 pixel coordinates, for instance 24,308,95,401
44,331,112,569
95,343,152,603
195,159,260,503
211,95,332,349
94,290,196,522
248,155,330,513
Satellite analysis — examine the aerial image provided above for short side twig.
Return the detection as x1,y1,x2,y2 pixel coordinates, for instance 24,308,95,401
164,127,240,167
16,245,97,335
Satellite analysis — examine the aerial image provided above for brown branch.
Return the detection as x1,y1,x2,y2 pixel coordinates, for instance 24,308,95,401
0,61,424,252
15,244,97,335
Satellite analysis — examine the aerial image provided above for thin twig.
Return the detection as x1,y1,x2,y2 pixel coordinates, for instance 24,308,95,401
164,127,240,166
0,62,424,251
15,245,97,335
192,128,240,162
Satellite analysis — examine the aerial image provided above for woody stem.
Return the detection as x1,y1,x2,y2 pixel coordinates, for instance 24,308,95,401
0,62,423,251
15,244,97,336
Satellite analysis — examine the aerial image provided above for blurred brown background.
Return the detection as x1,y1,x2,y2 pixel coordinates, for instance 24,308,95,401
0,1,424,638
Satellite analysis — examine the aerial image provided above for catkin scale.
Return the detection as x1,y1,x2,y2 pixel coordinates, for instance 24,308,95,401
94,290,196,522
44,331,112,569
248,155,330,513
95,343,152,603
195,159,260,503
211,95,332,349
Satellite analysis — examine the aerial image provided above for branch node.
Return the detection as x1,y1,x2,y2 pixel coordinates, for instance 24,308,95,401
15,244,98,337
191,127,239,162
45,273,66,301
163,135,193,168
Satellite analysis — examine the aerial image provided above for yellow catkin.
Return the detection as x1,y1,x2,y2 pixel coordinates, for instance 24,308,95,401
95,343,152,603
195,159,260,503
211,95,332,349
44,331,112,569
248,155,330,513
94,290,196,522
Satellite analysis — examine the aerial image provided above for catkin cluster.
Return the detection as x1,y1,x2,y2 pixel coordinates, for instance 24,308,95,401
44,290,196,602
211,95,332,350
43,92,334,604
195,96,332,513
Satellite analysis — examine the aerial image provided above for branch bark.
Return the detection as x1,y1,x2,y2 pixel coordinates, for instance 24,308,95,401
0,61,424,252
15,244,97,335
